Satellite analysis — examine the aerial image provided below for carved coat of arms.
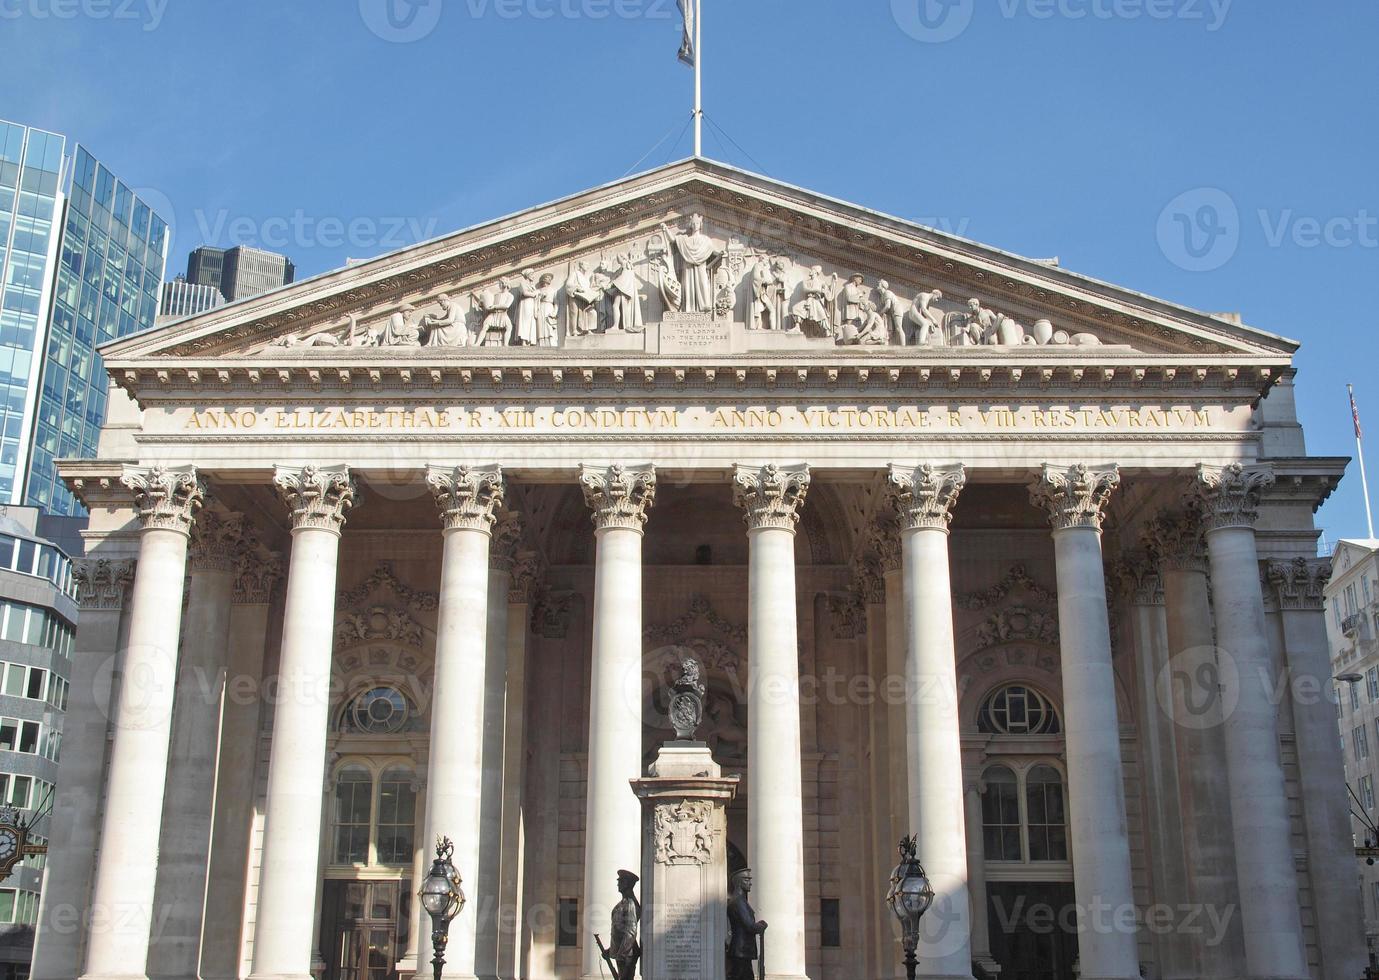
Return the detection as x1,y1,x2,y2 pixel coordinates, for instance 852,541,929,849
653,801,713,866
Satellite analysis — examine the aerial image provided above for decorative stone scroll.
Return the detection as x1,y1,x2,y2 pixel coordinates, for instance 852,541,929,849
273,464,357,533
827,592,867,640
337,561,439,612
1143,507,1209,573
189,509,246,573
1110,554,1165,607
1193,463,1276,532
580,463,657,531
508,551,546,605
868,512,904,574
732,463,811,531
888,463,966,532
74,558,136,611
426,465,505,533
1266,557,1332,611
121,464,206,534
489,511,524,571
955,564,1057,610
1028,463,1121,532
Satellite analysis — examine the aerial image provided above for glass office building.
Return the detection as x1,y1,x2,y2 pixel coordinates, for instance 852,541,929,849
187,243,293,303
0,120,169,518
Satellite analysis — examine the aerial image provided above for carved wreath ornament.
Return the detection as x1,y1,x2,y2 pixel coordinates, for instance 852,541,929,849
653,801,713,867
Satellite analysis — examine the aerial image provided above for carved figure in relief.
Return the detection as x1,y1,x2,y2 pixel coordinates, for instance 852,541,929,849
659,213,723,314
608,870,641,980
839,299,888,346
566,261,604,336
875,280,905,345
536,273,560,346
421,293,469,347
792,265,837,337
749,256,789,331
473,281,516,346
961,298,998,346
604,253,644,333
378,304,422,347
652,248,683,313
726,869,767,980
511,269,544,346
838,274,870,330
908,289,946,345
268,330,340,349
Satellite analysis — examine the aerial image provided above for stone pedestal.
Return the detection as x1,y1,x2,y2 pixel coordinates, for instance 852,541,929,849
631,743,739,980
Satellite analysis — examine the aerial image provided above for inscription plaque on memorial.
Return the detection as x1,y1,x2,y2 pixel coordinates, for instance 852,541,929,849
660,313,732,355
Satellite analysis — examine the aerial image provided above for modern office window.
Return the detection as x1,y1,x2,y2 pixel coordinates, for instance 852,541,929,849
1362,775,1376,811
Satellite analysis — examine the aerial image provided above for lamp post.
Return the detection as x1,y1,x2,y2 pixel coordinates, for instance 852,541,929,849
887,834,935,980
419,836,466,980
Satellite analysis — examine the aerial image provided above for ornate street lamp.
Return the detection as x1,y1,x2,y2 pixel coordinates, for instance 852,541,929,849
419,836,466,980
887,834,935,980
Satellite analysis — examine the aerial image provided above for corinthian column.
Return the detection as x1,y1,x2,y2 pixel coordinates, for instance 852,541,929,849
425,465,506,980
82,465,205,980
578,464,656,980
1028,464,1139,980
888,464,971,979
1192,463,1307,979
1266,557,1368,979
151,509,245,980
733,463,811,980
32,557,134,980
1143,510,1244,979
250,465,357,980
202,545,284,980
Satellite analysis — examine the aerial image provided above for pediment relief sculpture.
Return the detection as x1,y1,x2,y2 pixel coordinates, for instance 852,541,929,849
247,213,1114,357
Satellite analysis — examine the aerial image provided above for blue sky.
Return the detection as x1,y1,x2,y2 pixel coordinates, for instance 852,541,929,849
4,0,1376,541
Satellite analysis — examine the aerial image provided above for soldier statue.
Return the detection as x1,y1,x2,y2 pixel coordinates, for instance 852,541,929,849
726,868,767,980
609,869,641,979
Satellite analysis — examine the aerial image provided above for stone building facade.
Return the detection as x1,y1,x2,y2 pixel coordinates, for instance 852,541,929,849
27,160,1366,980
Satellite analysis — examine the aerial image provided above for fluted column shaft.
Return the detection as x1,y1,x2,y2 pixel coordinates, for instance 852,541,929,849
890,464,971,979
498,557,539,980
735,463,811,980
963,781,993,966
82,466,205,980
31,557,135,980
1267,558,1369,980
250,465,357,980
579,464,656,980
1194,464,1307,979
424,465,506,980
1148,511,1244,978
150,511,244,980
1030,464,1138,980
476,516,520,980
201,551,282,980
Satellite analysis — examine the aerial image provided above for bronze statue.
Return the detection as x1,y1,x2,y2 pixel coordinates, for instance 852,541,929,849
726,868,767,980
605,869,641,979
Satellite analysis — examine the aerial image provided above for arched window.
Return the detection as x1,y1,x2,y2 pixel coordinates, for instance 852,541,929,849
981,766,1022,861
331,764,417,867
980,763,1069,864
344,686,414,735
977,684,1061,736
1025,765,1068,861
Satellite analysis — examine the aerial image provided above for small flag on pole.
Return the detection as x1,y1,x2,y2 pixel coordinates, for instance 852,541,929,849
677,0,696,66
1352,385,1365,440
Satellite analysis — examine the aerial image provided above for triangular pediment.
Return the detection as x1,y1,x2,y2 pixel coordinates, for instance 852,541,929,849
105,159,1297,363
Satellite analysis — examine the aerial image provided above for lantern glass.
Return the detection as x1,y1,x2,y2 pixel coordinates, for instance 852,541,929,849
420,872,453,918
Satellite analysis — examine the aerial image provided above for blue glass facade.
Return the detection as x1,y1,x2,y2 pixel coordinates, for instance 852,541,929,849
0,121,169,518
0,123,64,510
25,146,168,515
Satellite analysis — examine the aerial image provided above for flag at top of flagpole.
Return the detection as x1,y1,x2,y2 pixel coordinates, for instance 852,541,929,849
677,0,696,66
1352,384,1364,440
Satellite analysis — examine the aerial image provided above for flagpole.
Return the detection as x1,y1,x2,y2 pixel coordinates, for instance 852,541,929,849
1352,384,1376,539
694,0,703,156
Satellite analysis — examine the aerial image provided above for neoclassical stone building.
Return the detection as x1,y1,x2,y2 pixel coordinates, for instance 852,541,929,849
30,160,1365,980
